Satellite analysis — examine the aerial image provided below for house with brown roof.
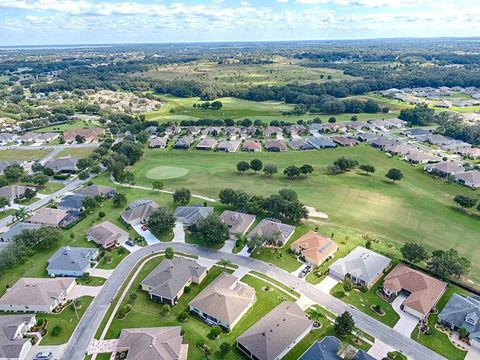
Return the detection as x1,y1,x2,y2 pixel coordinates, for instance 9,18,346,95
331,136,358,147
264,140,287,152
219,210,256,236
149,137,167,148
454,170,480,189
237,301,313,360
425,161,465,177
0,278,75,313
87,221,129,249
196,138,218,150
263,126,282,138
247,219,296,246
63,128,105,143
404,151,438,164
75,184,116,199
383,264,447,319
290,231,338,267
173,137,194,150
115,327,188,360
121,201,160,226
217,140,241,153
0,185,34,201
26,208,72,228
189,273,255,330
457,147,480,159
242,141,262,152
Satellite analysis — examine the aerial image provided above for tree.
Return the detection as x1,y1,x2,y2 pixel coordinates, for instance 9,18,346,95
98,211,106,218
173,188,191,205
327,165,342,175
284,165,301,178
209,325,222,339
112,192,127,208
334,311,355,336
165,247,175,259
197,214,229,247
219,188,238,206
343,277,353,292
23,188,37,200
400,243,429,264
237,161,250,174
75,134,85,143
300,164,314,177
78,171,89,180
32,173,49,187
160,304,171,316
364,99,380,113
77,158,93,170
220,342,231,354
359,164,376,175
51,325,63,336
250,159,263,173
427,248,471,279
278,188,298,201
3,164,24,182
328,117,337,123
0,197,9,210
83,197,98,213
453,195,477,210
147,208,175,234
333,157,358,172
14,208,28,221
385,168,403,183
152,181,164,191
263,164,278,177
458,327,469,339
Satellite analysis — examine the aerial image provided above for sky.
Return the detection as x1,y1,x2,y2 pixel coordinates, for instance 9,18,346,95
0,0,479,46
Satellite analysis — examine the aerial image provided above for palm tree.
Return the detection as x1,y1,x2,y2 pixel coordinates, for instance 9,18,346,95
14,208,28,221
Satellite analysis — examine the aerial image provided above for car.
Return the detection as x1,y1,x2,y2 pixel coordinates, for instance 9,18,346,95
125,240,135,247
141,225,147,231
34,352,53,360
298,271,306,278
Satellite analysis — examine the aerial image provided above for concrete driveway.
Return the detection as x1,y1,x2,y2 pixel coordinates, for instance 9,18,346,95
291,263,311,278
232,266,250,279
121,242,141,253
368,339,396,359
89,268,113,279
315,275,340,294
392,294,419,336
67,285,102,300
237,245,252,257
172,221,185,243
133,224,160,245
27,344,67,360
466,346,480,360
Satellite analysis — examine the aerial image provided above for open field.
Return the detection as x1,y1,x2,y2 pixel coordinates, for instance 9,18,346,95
0,149,50,161
35,120,101,133
54,146,96,159
131,145,480,284
134,58,357,86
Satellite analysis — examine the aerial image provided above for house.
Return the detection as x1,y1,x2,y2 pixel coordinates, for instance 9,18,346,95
189,273,255,330
454,170,480,189
438,294,480,349
434,100,452,108
288,139,314,151
299,336,375,360
0,222,43,243
441,140,472,152
26,208,72,228
264,140,287,152
141,257,207,305
0,132,16,145
34,132,59,143
0,185,34,201
457,147,480,159
219,210,256,236
368,136,398,149
383,264,447,320
87,221,129,249
242,141,262,152
237,301,313,360
307,137,337,149
426,134,454,146
284,124,305,136
145,126,158,135
263,126,283,138
388,118,408,128
165,126,181,136
121,201,160,226
63,128,105,143
247,219,296,246
57,194,85,213
331,136,358,147
149,137,167,148
115,327,188,360
217,140,241,152
44,157,78,173
174,206,213,226
185,126,200,135
15,132,39,143
202,126,222,136
404,128,432,138
0,161,22,175
425,161,465,177
196,138,218,150
75,185,116,199
384,143,418,156
0,314,36,360
329,246,391,288
173,137,193,150
404,150,438,164
290,231,338,267
356,133,378,142
47,246,99,277
0,278,75,313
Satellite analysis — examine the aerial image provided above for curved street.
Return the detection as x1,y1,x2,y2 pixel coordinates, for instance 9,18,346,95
62,242,445,360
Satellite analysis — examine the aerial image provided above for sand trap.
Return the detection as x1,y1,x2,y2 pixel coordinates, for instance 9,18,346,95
306,206,329,219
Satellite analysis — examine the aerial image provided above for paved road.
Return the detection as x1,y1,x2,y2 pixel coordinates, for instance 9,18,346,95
62,243,445,360
0,143,99,151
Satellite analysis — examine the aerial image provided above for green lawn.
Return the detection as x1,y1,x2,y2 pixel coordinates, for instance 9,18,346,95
54,147,95,159
129,145,480,285
37,296,94,345
0,149,50,161
36,120,101,133
36,182,65,195
76,276,106,286
411,285,470,360
249,271,300,298
0,209,15,219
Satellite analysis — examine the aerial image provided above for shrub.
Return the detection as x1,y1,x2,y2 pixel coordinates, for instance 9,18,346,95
51,325,62,336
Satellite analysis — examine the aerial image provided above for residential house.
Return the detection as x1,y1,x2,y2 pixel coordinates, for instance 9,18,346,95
0,223,43,243
189,273,255,331
263,126,283,138
0,314,36,360
0,278,75,313
15,132,39,143
403,128,432,138
202,126,222,136
217,140,241,152
63,128,105,143
288,139,314,151
145,126,158,135
425,161,465,177
185,126,200,135
0,161,22,176
237,301,313,360
196,138,218,150
0,133,16,145
426,134,454,146
115,327,188,360
47,246,99,277
284,124,305,136
174,206,213,226
44,157,78,173
0,185,34,202
331,136,358,147
247,219,296,246
149,137,167,149
165,126,181,136
87,221,129,249
441,140,472,152
141,257,207,305
242,141,262,152
329,246,391,288
299,336,375,360
384,143,418,156
368,136,398,149
75,185,116,199
383,264,447,320
320,123,346,133
307,137,336,149
404,150,438,164
26,208,72,228
457,147,480,160
173,137,193,150
356,133,378,142
34,132,59,144
224,127,240,137
219,210,256,236
439,294,480,349
290,231,338,267
57,194,85,214
454,170,480,189
121,201,160,226
264,140,287,152
434,100,452,108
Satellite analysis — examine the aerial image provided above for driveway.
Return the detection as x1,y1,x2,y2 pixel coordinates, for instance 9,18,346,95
237,245,251,257
291,263,311,278
121,242,141,253
219,237,236,253
368,339,396,359
466,346,480,360
27,344,67,360
392,294,420,336
132,224,160,245
87,339,118,356
196,257,218,271
232,266,250,279
67,285,102,300
172,221,185,243
315,275,339,294
89,268,114,279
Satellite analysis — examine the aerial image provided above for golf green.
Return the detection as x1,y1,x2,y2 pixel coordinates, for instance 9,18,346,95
145,166,189,180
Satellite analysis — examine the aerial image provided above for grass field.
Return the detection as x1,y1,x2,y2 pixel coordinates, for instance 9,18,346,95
54,146,96,159
145,165,189,180
36,120,102,133
0,149,50,161
130,145,480,284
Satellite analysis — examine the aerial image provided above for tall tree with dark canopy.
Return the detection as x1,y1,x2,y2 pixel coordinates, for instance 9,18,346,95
400,242,429,264
334,311,355,336
250,159,263,173
197,214,229,247
147,208,176,235
173,188,191,205
385,168,403,183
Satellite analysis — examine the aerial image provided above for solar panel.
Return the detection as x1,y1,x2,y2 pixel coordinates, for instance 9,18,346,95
319,240,333,253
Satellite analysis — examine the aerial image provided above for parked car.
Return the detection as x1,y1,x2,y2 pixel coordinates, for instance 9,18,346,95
125,240,135,247
34,352,53,360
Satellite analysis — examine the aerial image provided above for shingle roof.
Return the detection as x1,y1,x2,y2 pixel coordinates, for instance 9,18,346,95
299,337,375,360
439,294,480,342
219,210,256,235
44,157,78,171
248,219,296,245
291,231,338,264
264,140,287,151
217,140,241,152
87,221,129,247
121,202,160,224
425,161,465,175
27,208,69,227
0,222,43,242
58,194,84,210
0,315,35,359
47,246,98,274
75,185,116,198
0,185,33,200
174,206,213,226
196,138,218,149
454,170,480,186
242,141,262,151
237,301,313,360
288,139,314,150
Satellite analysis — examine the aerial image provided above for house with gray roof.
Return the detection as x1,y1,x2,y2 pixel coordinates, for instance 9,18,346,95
87,221,129,249
329,246,391,288
44,157,78,173
149,137,167,148
0,161,22,175
299,336,375,360
307,137,336,149
75,185,116,199
219,210,256,236
174,206,213,226
0,314,36,360
47,246,98,277
0,222,43,243
439,294,480,349
26,208,73,228
196,138,218,150
247,219,296,246
264,140,287,152
288,139,314,151
0,185,34,202
217,140,241,153
425,161,465,177
0,133,16,145
141,257,207,305
121,201,159,226
173,137,194,150
57,194,84,213
237,301,313,360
